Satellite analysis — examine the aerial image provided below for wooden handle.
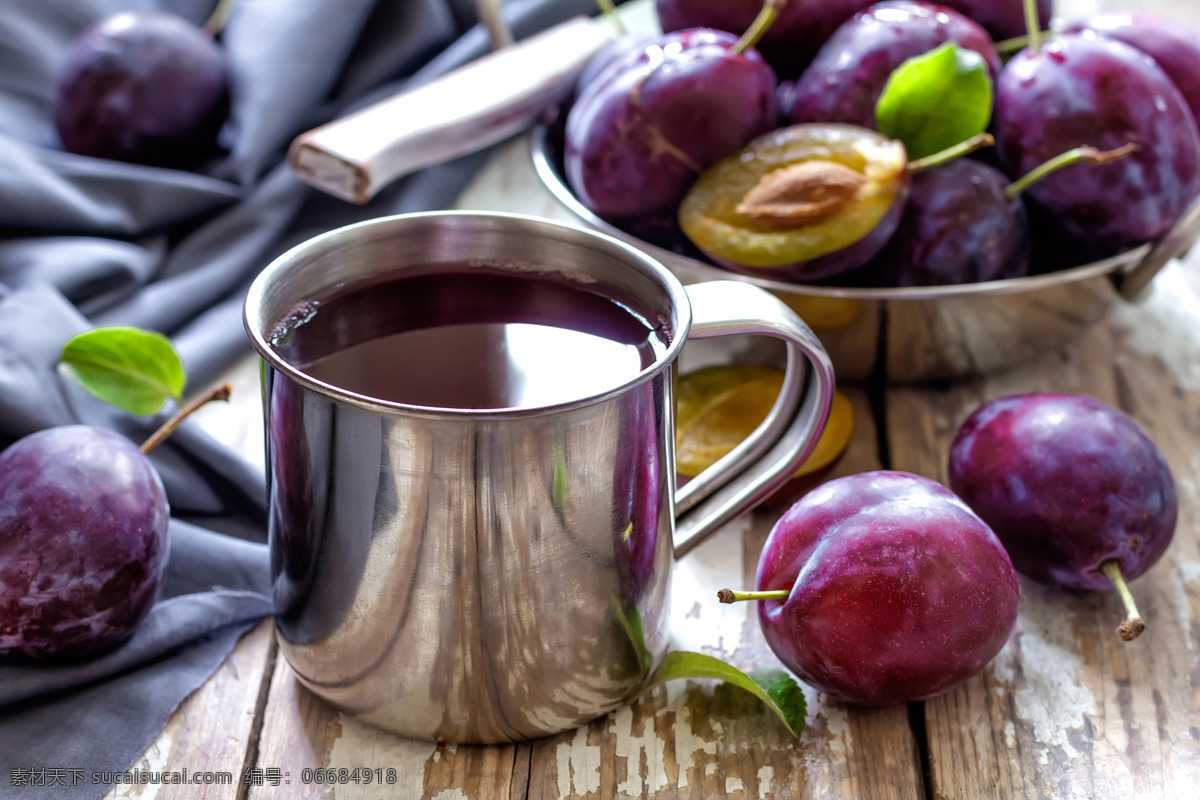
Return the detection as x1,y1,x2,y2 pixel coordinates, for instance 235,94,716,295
288,16,614,204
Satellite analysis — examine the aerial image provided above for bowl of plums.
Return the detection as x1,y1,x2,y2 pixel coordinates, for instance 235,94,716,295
533,0,1200,381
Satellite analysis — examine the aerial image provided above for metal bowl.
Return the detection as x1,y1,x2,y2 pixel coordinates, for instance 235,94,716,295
531,118,1200,382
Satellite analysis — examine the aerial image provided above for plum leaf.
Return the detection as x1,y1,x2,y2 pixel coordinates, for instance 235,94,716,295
875,43,993,161
638,651,806,736
61,327,185,416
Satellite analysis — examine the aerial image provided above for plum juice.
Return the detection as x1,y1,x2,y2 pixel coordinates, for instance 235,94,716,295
271,267,668,411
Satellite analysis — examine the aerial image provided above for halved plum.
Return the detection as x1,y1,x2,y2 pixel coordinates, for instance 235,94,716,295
679,123,908,282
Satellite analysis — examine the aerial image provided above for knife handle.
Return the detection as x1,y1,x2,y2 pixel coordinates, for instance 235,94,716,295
288,16,613,204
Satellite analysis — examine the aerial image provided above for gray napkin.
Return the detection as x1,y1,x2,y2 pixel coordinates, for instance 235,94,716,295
0,0,602,797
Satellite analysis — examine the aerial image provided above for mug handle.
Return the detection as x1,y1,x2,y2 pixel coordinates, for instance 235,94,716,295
672,281,836,557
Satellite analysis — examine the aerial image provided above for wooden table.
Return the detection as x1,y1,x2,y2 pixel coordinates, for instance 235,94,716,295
106,3,1200,796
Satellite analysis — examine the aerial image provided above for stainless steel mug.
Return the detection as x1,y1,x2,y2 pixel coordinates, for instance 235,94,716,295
243,211,834,744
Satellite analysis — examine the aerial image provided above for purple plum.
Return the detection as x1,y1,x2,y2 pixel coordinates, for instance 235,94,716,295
790,1,1001,130
0,426,169,661
861,159,1029,286
936,0,1051,41
55,11,229,167
1065,13,1200,131
948,393,1176,599
574,33,659,97
656,0,877,77
749,471,1019,705
994,33,1200,247
565,29,778,221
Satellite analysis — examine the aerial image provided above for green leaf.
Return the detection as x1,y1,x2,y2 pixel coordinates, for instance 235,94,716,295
875,42,993,161
638,651,806,737
61,327,186,416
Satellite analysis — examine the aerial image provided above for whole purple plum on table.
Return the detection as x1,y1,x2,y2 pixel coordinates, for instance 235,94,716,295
861,158,1029,286
678,123,909,282
55,11,229,167
1065,13,1200,131
565,29,778,221
656,0,877,77
737,471,1019,705
936,0,1051,41
949,393,1176,640
994,33,1200,247
0,426,169,661
790,0,1000,130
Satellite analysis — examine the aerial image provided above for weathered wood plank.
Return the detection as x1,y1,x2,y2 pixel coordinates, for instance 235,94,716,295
527,389,923,800
887,261,1200,800
246,654,521,800
103,620,276,800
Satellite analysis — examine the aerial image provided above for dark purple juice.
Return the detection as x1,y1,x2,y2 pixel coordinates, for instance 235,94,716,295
271,267,668,410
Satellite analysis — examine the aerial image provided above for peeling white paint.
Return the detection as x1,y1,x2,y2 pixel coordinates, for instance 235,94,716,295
993,591,1098,763
1120,265,1200,392
757,765,775,794
429,791,467,800
612,704,652,797
726,776,745,793
822,703,852,757
556,723,601,797
328,714,436,800
669,516,750,655
104,731,172,800
668,682,717,789
650,722,669,793
705,763,718,776
1004,721,1016,750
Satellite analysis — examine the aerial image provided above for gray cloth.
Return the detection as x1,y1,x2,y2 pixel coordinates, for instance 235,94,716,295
0,0,601,796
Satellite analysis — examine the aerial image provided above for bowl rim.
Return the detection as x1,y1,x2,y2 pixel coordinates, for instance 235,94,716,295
530,121,1151,301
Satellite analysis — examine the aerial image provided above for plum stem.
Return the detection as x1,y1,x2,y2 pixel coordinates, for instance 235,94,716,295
476,0,515,50
733,0,787,56
1100,560,1146,642
994,31,1055,55
1004,143,1139,201
202,0,237,37
717,588,790,604
906,132,994,174
594,0,627,35
1024,0,1042,56
140,383,233,455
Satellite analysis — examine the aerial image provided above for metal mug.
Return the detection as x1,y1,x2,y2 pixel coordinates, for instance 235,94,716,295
243,211,834,744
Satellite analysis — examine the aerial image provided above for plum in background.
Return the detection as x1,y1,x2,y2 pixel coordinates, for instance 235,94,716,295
574,33,659,97
790,1,1000,130
656,0,875,77
937,0,1051,41
861,159,1028,286
994,32,1200,247
1065,13,1200,131
732,471,1019,705
857,143,1135,287
0,427,169,661
565,29,778,221
949,393,1176,640
55,11,229,167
